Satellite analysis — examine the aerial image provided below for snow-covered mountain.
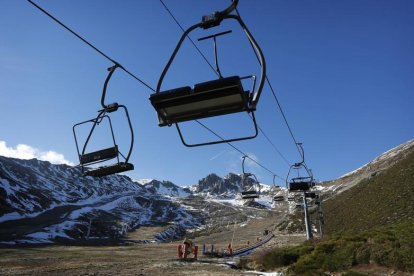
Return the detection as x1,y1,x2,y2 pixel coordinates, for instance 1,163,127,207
140,180,191,197
191,172,273,197
2,139,411,244
0,156,279,245
0,154,284,244
0,156,202,244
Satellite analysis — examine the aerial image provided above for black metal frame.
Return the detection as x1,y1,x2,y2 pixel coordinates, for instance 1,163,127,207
72,65,134,177
150,0,266,147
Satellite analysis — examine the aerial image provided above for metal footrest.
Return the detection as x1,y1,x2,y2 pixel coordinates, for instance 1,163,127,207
84,162,134,177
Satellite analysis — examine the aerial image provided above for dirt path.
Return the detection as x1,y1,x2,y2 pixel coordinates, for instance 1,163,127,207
0,235,300,276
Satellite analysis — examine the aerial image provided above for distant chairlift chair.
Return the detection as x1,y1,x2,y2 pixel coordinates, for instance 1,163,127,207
286,143,315,193
273,195,284,202
240,156,260,200
149,0,266,147
271,175,284,202
73,65,134,177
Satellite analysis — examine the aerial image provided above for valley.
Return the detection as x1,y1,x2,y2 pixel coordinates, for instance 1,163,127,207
0,139,413,275
0,200,305,275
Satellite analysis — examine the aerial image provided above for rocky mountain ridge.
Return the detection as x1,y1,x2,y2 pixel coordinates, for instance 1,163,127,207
1,139,412,244
319,139,414,197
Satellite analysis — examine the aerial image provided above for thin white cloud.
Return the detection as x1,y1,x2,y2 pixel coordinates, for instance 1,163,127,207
0,140,74,166
209,150,228,161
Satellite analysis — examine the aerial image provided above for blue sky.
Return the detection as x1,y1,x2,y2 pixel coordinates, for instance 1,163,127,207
1,0,413,186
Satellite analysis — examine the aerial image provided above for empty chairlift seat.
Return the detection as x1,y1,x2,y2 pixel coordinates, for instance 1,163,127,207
289,181,313,192
77,142,135,176
80,146,119,165
73,65,135,177
77,144,134,177
241,190,259,199
150,76,250,126
273,195,284,202
73,108,135,178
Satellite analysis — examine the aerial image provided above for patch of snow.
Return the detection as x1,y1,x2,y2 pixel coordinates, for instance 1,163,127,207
134,179,154,185
26,232,54,243
0,211,23,223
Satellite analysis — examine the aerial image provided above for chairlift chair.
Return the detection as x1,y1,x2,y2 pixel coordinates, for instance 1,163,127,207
273,195,284,202
241,189,259,200
286,144,315,192
271,174,284,202
240,156,260,200
149,0,266,147
288,177,314,192
73,65,134,177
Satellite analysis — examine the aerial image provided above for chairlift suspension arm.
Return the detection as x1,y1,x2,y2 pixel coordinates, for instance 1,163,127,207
242,155,247,175
226,14,266,109
222,0,239,17
121,105,134,162
156,23,202,93
100,65,134,163
101,64,121,110
80,66,120,160
294,143,305,167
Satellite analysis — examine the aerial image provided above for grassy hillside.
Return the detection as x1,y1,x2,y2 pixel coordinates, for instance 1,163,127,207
323,150,414,235
256,220,414,274
254,146,414,274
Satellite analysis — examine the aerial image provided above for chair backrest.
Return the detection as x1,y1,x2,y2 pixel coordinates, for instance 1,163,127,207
80,146,118,165
289,181,312,192
150,76,250,126
273,195,284,202
242,190,259,199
